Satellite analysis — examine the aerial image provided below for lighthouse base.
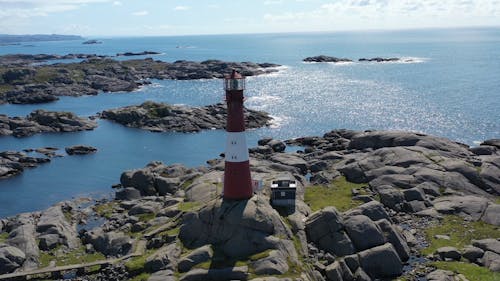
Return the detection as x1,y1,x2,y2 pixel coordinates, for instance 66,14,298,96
223,161,253,200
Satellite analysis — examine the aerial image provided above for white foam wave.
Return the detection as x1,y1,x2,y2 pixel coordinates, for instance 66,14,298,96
268,115,290,128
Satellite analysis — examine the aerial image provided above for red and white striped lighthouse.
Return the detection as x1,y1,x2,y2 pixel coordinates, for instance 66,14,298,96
223,70,253,200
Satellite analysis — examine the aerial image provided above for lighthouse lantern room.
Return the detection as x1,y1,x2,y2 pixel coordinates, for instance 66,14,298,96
223,70,253,200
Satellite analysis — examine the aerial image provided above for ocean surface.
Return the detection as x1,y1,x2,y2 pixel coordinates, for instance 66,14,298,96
1,28,499,218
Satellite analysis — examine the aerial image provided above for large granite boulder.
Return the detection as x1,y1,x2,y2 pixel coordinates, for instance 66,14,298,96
0,245,26,274
179,196,297,261
358,243,403,278
36,205,79,250
83,229,132,256
344,215,385,251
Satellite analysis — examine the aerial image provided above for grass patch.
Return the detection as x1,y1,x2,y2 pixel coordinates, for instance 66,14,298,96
178,201,201,212
33,67,59,83
249,249,272,261
304,176,367,212
39,245,105,268
495,197,500,204
137,213,156,222
128,272,151,281
0,232,9,243
431,261,500,281
94,202,116,219
125,255,147,272
422,215,500,255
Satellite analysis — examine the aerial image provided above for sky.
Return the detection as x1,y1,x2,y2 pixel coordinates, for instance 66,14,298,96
1,0,500,36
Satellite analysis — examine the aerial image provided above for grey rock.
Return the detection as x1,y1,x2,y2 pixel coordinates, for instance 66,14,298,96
436,246,461,261
344,215,385,251
251,250,289,275
358,243,403,278
481,139,500,149
84,229,132,256
426,269,455,281
155,176,180,195
146,243,181,272
38,234,60,250
344,254,359,272
481,204,500,226
325,261,343,281
148,269,176,281
403,200,427,213
472,238,500,254
416,182,441,197
36,205,79,249
403,187,426,201
65,145,97,155
128,201,161,215
375,219,410,261
481,251,500,272
318,231,356,257
305,207,344,242
268,139,286,152
270,153,308,174
179,196,294,260
115,187,142,200
377,185,405,211
178,245,213,273
0,245,26,274
462,245,484,262
433,195,490,221
179,266,248,281
348,201,390,221
353,267,371,281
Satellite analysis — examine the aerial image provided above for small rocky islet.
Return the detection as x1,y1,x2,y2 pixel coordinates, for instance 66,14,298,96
303,55,414,63
100,101,273,133
0,130,498,281
0,54,281,105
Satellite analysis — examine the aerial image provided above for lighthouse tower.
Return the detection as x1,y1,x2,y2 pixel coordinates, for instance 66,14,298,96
223,70,253,200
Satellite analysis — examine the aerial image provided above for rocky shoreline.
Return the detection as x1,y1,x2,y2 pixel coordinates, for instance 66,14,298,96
0,110,97,138
100,101,273,133
0,54,281,105
0,130,498,281
303,55,414,63
0,145,97,179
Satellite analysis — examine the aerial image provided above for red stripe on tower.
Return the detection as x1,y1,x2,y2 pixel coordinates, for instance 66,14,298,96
223,70,253,200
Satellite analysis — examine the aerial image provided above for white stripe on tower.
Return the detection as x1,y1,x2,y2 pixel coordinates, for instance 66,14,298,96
225,132,249,162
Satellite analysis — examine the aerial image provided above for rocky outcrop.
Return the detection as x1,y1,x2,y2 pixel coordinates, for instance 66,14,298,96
303,55,352,63
36,205,79,250
119,162,200,197
0,245,26,274
101,101,272,133
0,110,97,137
358,57,401,62
83,228,133,256
116,51,161,57
0,55,281,104
305,203,409,280
65,145,97,155
0,151,50,179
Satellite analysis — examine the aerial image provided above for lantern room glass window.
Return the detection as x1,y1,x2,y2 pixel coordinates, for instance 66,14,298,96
224,78,246,91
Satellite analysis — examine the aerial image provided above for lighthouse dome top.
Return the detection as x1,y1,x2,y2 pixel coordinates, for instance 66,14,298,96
224,69,246,91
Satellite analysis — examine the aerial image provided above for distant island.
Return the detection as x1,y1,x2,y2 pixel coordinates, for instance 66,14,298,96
0,34,83,44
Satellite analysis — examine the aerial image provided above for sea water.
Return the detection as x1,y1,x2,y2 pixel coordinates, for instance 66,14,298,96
0,28,499,217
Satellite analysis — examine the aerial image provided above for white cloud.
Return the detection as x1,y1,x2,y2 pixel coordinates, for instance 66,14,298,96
132,10,148,16
263,0,500,30
112,1,122,6
173,5,190,11
0,0,110,19
264,0,283,5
